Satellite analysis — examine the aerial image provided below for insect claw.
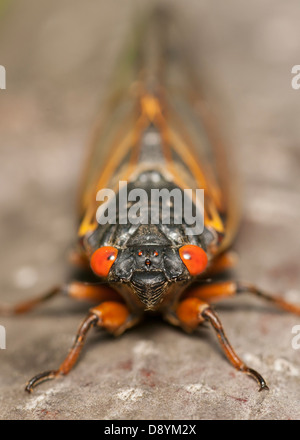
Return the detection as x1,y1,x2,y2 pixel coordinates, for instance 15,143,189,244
25,370,58,393
259,383,269,392
258,378,269,392
246,367,269,392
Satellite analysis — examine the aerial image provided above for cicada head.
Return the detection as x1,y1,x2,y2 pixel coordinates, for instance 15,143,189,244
89,243,208,310
110,245,188,309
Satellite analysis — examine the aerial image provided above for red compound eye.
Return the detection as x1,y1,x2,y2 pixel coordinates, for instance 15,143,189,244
179,245,208,276
90,246,118,277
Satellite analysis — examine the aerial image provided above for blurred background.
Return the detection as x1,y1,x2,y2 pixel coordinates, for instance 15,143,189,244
0,0,300,420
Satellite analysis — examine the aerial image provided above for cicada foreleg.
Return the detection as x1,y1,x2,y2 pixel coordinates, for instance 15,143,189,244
175,297,269,391
25,301,137,392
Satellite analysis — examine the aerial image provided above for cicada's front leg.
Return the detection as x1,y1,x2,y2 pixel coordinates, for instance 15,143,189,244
174,279,300,391
25,301,139,392
174,297,269,391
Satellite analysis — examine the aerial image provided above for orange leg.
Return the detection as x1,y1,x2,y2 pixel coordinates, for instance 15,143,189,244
176,297,268,391
25,301,135,392
183,280,300,315
0,282,123,316
205,251,238,277
68,248,90,269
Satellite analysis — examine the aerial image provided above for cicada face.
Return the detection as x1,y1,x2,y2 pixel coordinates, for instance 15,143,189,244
109,244,189,309
88,235,210,310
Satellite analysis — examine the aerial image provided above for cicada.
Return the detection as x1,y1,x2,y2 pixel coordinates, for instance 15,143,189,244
2,8,300,392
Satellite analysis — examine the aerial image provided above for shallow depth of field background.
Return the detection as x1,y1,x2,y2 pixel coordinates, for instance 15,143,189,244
0,0,300,420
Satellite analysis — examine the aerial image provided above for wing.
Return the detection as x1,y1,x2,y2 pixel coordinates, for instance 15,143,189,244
78,8,239,255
